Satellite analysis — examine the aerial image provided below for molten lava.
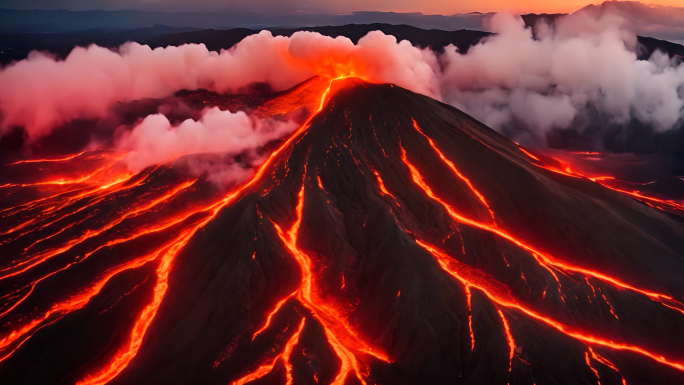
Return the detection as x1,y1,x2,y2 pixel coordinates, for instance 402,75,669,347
518,147,684,215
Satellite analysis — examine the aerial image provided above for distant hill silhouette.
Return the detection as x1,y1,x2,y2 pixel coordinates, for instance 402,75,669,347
0,24,490,66
0,8,487,34
1,22,681,67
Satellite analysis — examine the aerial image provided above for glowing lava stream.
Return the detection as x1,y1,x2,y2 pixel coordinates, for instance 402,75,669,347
594,183,684,212
6,150,92,165
399,144,683,306
3,165,158,231
0,79,338,359
0,152,129,189
6,77,682,383
0,246,167,363
0,154,151,236
585,351,602,385
465,284,474,351
0,179,196,281
518,147,684,213
410,119,496,224
234,319,306,385
0,197,221,359
246,182,390,385
388,146,684,372
0,180,196,324
77,77,342,385
498,309,515,376
588,347,628,385
417,240,684,372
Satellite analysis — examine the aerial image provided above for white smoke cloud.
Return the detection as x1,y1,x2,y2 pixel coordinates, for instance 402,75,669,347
439,12,684,144
115,107,297,186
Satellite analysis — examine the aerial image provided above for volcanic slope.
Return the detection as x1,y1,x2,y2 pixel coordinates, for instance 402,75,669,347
1,78,684,385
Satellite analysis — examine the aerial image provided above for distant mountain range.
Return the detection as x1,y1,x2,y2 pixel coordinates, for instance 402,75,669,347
0,9,488,33
1,22,681,68
1,1,682,42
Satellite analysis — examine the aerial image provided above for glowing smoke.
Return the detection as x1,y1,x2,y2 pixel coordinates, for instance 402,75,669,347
1,10,684,171
0,30,438,140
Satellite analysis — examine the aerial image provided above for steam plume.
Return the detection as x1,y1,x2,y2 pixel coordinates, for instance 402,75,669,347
115,107,298,184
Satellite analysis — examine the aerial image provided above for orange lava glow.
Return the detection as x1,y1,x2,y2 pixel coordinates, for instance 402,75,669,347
77,240,186,385
416,239,684,372
258,182,389,385
0,152,130,189
0,180,195,281
518,147,540,162
532,152,684,213
393,145,684,372
465,284,475,351
411,119,496,224
372,169,391,196
252,292,297,340
589,347,628,385
0,246,165,362
0,76,348,385
585,351,602,385
6,150,91,165
0,159,156,246
498,309,516,375
399,143,680,305
234,319,306,385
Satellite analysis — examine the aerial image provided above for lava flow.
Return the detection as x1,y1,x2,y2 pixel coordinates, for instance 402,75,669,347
517,147,684,215
1,77,684,385
223,180,390,385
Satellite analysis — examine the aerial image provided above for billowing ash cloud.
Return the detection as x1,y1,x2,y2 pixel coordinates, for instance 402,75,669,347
1,9,683,176
440,12,684,145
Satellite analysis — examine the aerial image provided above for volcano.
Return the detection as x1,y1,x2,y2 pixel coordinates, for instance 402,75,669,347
1,77,684,385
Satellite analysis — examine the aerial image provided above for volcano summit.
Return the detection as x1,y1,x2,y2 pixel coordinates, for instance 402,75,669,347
1,77,684,385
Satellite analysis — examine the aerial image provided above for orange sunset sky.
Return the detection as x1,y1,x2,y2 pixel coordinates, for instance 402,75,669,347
334,0,683,14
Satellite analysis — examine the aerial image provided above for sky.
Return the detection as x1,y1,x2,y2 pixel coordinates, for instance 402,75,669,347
1,0,682,14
